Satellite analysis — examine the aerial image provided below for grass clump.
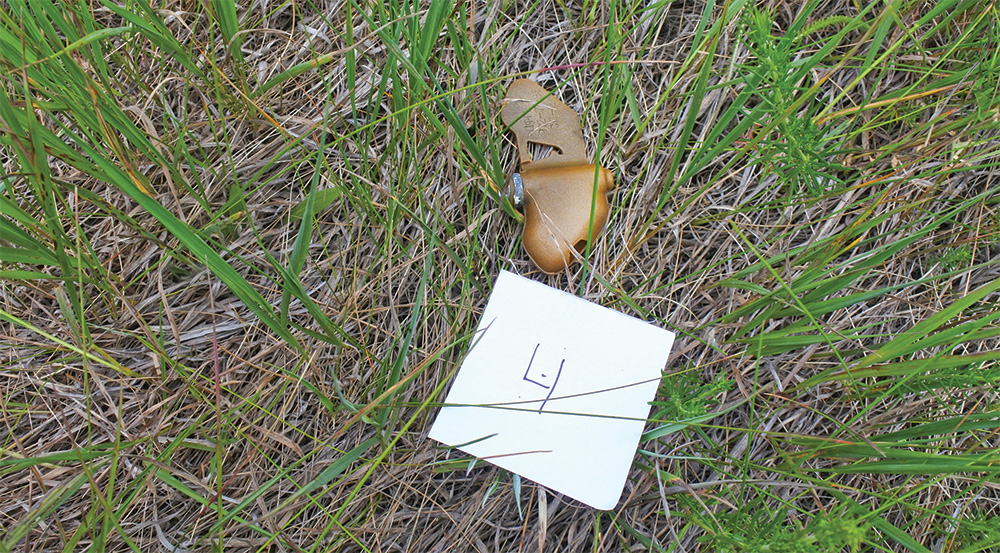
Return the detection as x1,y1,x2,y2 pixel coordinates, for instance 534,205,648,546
2,0,1000,551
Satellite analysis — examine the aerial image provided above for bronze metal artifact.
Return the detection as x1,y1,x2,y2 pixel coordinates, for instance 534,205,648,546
500,79,614,274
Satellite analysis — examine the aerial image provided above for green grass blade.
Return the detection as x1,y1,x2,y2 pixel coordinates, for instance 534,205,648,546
0,467,93,552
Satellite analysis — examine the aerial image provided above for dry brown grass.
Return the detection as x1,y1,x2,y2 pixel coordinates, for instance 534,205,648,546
2,0,1000,551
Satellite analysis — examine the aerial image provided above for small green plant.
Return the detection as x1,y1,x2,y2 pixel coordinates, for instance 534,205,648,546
697,505,868,553
651,368,734,421
949,511,1000,552
929,245,975,273
739,7,847,197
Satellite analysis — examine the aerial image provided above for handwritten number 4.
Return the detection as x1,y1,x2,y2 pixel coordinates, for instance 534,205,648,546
522,343,565,413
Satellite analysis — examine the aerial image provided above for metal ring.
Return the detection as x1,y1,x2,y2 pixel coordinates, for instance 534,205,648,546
510,173,524,209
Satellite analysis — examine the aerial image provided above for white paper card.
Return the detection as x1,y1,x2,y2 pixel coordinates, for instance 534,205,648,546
429,270,675,509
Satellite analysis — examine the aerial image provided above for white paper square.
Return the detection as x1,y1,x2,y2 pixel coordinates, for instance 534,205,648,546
429,271,675,509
